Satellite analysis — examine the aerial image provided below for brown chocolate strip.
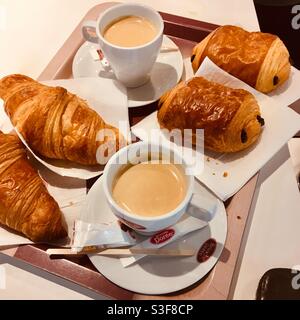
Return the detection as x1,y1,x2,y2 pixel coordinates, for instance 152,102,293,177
241,129,248,143
257,115,265,126
273,76,279,86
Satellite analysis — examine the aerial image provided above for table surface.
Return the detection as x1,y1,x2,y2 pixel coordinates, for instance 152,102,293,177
0,0,300,300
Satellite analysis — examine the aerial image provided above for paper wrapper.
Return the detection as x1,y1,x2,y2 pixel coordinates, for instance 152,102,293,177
1,77,129,180
72,177,138,251
120,216,208,268
0,108,87,246
132,58,300,201
72,220,137,252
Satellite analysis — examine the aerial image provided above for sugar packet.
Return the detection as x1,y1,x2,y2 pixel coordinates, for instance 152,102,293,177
72,220,137,252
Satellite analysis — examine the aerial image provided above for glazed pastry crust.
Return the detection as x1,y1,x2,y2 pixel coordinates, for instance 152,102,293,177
158,77,263,153
0,75,125,165
256,38,291,93
0,131,67,242
192,25,291,93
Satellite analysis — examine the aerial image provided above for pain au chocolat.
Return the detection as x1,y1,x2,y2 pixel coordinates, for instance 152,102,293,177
191,25,291,93
157,77,264,153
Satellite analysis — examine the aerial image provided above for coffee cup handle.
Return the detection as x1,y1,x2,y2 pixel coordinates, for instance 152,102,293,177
82,20,99,44
186,193,218,222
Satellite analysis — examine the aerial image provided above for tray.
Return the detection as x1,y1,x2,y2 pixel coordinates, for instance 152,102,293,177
1,2,298,300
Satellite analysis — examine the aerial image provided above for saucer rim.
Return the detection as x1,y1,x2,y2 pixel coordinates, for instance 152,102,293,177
84,175,227,295
72,35,184,108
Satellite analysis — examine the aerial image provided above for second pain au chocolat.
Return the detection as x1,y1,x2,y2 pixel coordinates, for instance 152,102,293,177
157,77,265,153
191,25,291,93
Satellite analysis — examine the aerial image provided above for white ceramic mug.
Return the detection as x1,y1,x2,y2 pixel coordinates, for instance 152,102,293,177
103,142,217,235
82,3,164,88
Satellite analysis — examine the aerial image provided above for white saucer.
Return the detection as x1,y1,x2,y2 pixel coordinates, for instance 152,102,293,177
82,176,227,295
72,36,184,108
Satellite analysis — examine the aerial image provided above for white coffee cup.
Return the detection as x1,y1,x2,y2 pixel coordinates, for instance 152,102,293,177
82,3,164,88
103,142,217,235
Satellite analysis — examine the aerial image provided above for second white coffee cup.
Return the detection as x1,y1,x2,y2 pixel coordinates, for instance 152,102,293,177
82,3,164,88
103,142,217,235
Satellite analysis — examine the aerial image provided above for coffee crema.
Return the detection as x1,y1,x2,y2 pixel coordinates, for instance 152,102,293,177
112,162,187,217
103,15,157,47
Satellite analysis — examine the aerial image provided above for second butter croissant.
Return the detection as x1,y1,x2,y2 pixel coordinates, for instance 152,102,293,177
158,77,265,153
191,25,291,93
0,74,125,165
0,131,67,242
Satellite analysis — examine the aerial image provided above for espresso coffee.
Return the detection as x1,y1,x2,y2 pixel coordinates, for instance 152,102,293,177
112,162,187,217
103,15,157,47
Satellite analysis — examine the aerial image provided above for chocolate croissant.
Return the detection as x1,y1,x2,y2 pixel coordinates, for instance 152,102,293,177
0,131,67,241
157,77,264,153
191,25,291,93
0,74,125,165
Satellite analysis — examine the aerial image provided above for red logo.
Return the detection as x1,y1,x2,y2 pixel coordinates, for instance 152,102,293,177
150,229,175,245
197,238,217,263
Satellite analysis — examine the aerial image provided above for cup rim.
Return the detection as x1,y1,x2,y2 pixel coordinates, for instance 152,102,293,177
103,141,194,223
96,3,164,50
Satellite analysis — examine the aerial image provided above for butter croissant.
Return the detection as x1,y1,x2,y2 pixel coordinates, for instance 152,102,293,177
0,131,67,241
0,74,124,165
158,77,264,153
191,25,291,93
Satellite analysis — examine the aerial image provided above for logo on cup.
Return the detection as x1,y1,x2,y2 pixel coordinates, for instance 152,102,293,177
150,229,175,245
291,5,300,30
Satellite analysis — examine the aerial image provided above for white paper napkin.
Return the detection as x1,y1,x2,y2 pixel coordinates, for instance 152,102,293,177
132,58,300,201
1,77,130,180
264,67,300,107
